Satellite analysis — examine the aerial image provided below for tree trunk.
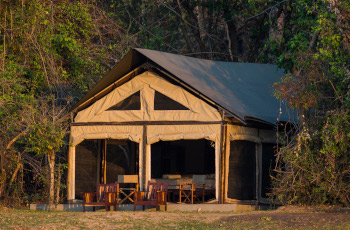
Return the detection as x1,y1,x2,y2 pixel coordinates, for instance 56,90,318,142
225,19,239,62
223,4,239,62
55,163,61,204
0,131,27,198
178,0,207,56
0,166,6,198
47,152,55,211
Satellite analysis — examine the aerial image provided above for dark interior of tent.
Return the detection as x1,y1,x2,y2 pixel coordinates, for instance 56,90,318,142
74,138,276,201
151,139,215,178
228,140,256,200
75,139,139,199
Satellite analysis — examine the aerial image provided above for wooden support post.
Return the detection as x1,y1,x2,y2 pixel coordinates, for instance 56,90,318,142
145,144,151,187
215,138,220,202
222,124,227,204
224,127,230,202
219,123,227,204
142,125,147,190
139,125,147,191
67,145,75,201
103,140,107,184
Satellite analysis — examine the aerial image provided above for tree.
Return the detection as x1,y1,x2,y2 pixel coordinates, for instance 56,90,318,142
25,100,67,210
273,0,350,206
0,0,137,207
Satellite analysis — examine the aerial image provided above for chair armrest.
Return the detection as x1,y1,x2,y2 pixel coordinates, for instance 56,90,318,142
193,183,206,190
82,192,96,203
105,192,118,203
179,182,193,186
156,191,168,203
134,191,145,202
179,183,194,190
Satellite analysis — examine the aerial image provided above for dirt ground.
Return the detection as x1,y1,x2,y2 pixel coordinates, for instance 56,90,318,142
0,205,349,229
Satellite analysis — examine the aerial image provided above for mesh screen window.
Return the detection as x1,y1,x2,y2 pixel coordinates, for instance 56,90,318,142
107,91,141,110
154,91,189,110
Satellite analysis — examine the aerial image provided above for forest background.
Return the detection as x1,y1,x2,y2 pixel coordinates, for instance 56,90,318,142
0,0,349,209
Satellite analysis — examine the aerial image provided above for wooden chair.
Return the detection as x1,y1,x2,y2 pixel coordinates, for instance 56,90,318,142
117,175,139,204
82,182,119,212
179,175,207,204
133,181,169,211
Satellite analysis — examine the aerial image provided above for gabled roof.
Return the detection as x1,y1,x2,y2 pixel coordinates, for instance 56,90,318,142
71,48,293,124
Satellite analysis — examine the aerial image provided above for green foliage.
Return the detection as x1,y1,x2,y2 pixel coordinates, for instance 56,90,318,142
272,0,350,206
0,0,133,206
26,119,65,157
275,111,350,206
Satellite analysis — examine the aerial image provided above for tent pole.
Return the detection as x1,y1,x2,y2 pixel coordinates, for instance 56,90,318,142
67,145,75,201
219,123,227,204
215,138,220,202
102,140,107,184
140,125,147,190
145,144,151,187
224,126,230,202
222,124,228,203
67,116,75,201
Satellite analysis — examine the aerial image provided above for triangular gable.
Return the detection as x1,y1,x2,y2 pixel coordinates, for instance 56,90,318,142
74,71,221,123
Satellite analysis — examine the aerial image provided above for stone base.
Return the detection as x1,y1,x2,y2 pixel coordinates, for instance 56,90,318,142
167,203,256,212
30,202,259,212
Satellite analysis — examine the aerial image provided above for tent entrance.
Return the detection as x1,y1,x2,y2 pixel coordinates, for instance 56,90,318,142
150,139,216,202
75,139,139,199
151,139,215,178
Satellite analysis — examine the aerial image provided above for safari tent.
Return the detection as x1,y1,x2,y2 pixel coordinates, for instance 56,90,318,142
67,48,291,205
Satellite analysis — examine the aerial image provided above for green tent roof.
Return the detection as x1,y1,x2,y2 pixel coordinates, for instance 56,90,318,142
71,48,294,124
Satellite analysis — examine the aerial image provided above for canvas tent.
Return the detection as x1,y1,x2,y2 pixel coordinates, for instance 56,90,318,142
67,48,292,204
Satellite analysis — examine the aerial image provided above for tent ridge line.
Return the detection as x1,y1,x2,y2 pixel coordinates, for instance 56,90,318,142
70,67,141,113
71,121,225,126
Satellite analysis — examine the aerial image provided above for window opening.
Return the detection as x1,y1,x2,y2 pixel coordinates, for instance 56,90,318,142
107,91,141,111
154,91,189,110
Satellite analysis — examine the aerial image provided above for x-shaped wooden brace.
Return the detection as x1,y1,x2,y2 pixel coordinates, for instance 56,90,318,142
119,188,136,204
179,183,194,204
193,183,206,203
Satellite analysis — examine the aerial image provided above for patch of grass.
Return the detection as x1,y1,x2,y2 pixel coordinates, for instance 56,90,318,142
0,208,349,229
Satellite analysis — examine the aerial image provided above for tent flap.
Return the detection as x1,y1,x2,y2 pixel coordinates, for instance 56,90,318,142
70,125,143,146
147,124,221,144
